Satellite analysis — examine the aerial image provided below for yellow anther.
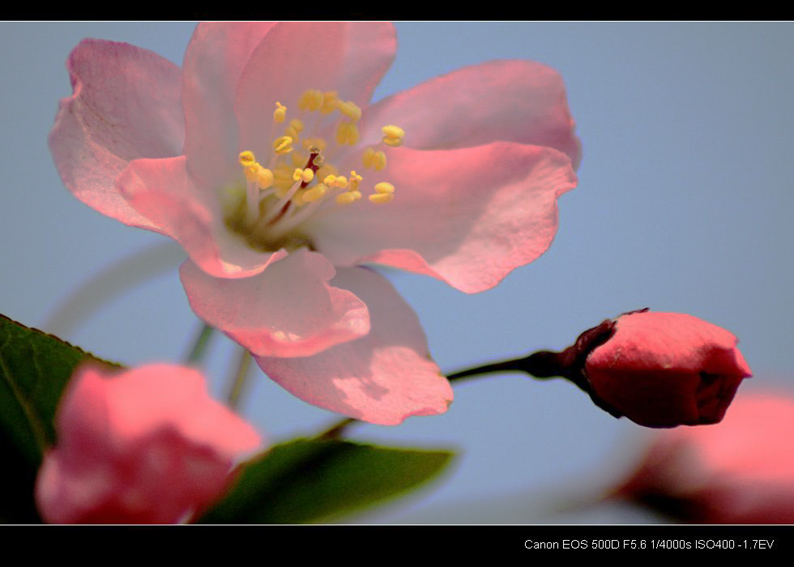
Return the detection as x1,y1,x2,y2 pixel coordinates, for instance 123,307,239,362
274,102,287,123
273,136,294,154
373,181,395,194
239,150,257,167
336,100,362,121
299,89,323,111
254,166,274,189
363,147,387,171
302,184,327,203
293,168,314,184
349,171,363,191
334,175,348,189
284,118,304,140
381,124,405,147
336,190,362,205
336,122,359,146
325,174,351,189
321,91,339,114
369,192,394,204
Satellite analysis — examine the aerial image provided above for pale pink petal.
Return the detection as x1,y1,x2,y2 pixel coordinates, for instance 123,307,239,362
181,22,277,191
255,267,453,425
309,142,577,294
179,248,370,358
36,363,262,524
49,38,184,230
234,22,396,159
335,21,397,105
117,156,284,278
362,59,582,169
234,22,349,159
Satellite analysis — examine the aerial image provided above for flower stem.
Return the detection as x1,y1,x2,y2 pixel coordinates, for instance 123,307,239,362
185,323,215,365
445,351,565,383
226,347,252,412
316,350,571,440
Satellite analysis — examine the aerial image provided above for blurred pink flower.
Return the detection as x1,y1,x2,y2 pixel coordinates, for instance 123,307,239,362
613,392,794,523
49,22,580,424
586,311,751,427
35,363,262,524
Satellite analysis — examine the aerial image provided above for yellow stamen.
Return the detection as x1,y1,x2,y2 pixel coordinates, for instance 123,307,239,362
373,181,395,194
349,171,363,191
274,102,287,123
321,91,339,114
336,122,359,146
255,167,274,189
274,136,294,154
336,190,362,205
369,192,394,204
239,150,257,167
381,125,405,147
284,118,303,140
298,89,323,111
244,164,274,188
336,100,362,121
302,183,327,203
293,168,314,184
363,147,387,171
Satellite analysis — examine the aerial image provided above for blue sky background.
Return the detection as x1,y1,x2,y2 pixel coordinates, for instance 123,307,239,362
1,21,793,523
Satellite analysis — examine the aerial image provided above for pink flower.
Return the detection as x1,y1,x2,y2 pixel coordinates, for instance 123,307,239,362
35,363,262,524
50,22,580,424
614,392,794,523
585,311,752,428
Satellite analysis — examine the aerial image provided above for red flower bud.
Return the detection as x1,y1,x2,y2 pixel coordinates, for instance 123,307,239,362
614,392,794,523
585,311,752,428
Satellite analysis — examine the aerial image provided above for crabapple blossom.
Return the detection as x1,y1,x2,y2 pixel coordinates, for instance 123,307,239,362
49,22,580,424
35,363,262,524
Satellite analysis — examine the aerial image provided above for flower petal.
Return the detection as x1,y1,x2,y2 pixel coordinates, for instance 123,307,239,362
362,59,582,169
181,22,277,191
49,38,184,230
255,267,453,425
117,156,284,278
234,22,396,159
310,142,577,294
179,248,370,358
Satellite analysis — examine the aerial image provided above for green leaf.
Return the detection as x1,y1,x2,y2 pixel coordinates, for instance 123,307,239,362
0,314,120,522
197,437,456,524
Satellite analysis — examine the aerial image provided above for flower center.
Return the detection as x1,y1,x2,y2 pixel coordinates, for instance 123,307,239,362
221,88,403,253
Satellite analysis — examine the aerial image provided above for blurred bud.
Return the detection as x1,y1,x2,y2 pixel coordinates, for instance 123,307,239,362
583,310,752,428
35,363,263,524
612,392,794,523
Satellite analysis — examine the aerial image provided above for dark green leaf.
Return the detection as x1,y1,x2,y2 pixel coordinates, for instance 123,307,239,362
0,314,120,522
197,437,455,524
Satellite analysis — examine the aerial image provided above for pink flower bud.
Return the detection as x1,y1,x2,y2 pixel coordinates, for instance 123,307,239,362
614,392,794,523
585,311,752,428
35,363,262,524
